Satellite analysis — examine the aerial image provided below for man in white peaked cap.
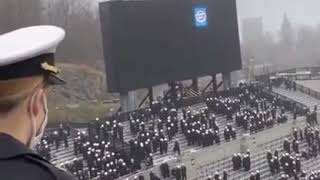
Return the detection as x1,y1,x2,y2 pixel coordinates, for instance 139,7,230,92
0,26,76,180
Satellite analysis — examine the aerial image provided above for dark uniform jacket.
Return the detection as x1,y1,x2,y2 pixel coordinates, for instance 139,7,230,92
0,133,76,180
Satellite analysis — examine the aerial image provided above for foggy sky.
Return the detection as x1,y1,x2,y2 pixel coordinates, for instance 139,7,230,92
237,0,320,32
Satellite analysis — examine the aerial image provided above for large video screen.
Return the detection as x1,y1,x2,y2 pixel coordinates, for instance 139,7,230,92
99,0,241,92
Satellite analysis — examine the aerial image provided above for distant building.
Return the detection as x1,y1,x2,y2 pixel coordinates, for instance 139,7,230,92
242,17,264,44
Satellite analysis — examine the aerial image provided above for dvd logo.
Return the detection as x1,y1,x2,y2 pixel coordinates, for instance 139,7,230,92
194,7,208,27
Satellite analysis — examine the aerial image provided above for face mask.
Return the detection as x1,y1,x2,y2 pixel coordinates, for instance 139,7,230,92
29,93,48,149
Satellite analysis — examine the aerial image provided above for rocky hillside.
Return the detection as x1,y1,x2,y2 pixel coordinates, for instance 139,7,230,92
49,63,107,102
47,63,119,124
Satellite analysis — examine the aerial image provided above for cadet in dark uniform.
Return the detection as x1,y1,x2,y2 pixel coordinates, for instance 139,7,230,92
0,26,76,180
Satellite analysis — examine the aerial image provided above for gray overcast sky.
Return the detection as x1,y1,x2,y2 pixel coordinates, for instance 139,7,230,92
237,0,320,32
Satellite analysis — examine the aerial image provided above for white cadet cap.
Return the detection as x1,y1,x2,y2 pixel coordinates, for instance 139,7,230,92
0,26,65,84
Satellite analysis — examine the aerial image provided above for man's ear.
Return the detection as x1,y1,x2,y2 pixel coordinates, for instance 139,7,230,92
28,89,44,118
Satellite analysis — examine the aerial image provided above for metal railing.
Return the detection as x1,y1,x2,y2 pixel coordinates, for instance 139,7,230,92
296,83,320,101
263,89,307,115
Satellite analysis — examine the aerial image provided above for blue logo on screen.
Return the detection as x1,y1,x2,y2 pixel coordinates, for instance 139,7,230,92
194,7,208,27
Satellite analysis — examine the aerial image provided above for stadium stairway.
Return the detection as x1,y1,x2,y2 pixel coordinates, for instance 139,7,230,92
121,102,292,166
123,110,295,180
122,113,241,165
48,105,294,175
47,98,297,179
47,84,320,180
303,156,320,178
201,132,315,180
196,133,291,180
50,136,82,166
229,129,320,180
113,129,320,180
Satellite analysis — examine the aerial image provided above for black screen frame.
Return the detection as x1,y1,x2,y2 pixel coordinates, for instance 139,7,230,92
99,0,242,92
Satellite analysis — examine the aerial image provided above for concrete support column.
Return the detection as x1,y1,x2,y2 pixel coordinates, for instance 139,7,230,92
212,74,217,93
192,78,199,93
120,91,136,112
152,84,169,100
222,72,231,90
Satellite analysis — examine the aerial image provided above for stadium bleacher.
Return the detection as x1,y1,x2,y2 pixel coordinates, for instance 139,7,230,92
197,124,320,180
37,80,320,180
40,83,307,179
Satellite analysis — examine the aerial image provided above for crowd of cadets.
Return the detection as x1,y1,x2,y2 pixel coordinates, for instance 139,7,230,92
213,121,320,180
306,106,318,126
249,171,261,180
37,123,71,161
88,117,125,144
65,130,140,180
268,76,297,91
37,82,312,180
300,126,320,160
159,163,170,178
206,101,316,180
206,170,228,180
233,87,290,134
266,150,302,178
308,171,320,180
264,124,320,180
127,106,178,161
36,141,51,161
153,163,187,180
124,83,276,165
171,165,187,180
283,78,297,91
231,150,251,172
182,105,236,147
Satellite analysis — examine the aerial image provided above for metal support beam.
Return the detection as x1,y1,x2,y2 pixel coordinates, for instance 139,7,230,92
148,87,154,107
216,81,223,90
222,72,231,90
120,91,135,112
138,92,149,108
138,88,154,108
202,79,213,93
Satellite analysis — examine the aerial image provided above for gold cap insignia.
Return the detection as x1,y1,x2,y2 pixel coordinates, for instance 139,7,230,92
41,62,60,74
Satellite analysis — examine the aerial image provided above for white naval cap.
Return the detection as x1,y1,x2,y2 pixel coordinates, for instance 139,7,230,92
0,25,65,84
